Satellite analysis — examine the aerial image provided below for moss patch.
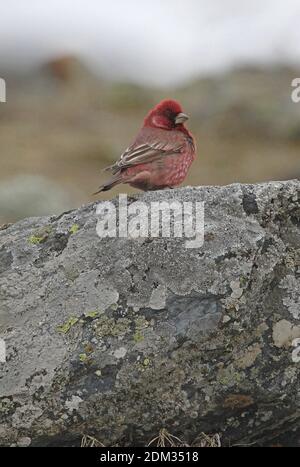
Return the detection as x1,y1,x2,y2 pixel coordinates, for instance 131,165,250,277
69,224,80,234
133,331,144,343
84,311,100,319
94,315,131,338
56,317,79,334
28,226,52,245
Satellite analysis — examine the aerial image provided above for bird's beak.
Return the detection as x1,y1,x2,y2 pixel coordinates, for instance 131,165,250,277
175,112,189,124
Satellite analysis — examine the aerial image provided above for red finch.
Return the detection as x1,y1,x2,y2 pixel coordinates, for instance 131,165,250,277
94,99,196,193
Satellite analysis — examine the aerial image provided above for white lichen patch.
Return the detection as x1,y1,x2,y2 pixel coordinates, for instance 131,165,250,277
222,315,231,324
149,285,167,310
17,436,31,447
279,275,300,319
260,411,273,422
230,280,244,299
282,297,299,320
65,395,83,412
272,319,300,348
113,347,127,359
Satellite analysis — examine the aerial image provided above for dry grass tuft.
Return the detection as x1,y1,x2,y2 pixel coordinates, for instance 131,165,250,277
81,434,105,447
147,428,188,447
81,429,221,448
191,432,222,447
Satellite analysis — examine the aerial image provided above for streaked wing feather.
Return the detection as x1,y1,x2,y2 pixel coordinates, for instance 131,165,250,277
106,140,184,174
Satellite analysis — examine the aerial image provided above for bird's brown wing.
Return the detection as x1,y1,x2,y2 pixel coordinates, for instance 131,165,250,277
104,140,184,175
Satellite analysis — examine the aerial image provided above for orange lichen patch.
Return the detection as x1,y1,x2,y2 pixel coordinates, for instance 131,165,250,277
223,394,254,410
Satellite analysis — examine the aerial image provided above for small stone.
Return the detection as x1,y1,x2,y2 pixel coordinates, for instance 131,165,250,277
17,437,31,447
222,315,231,323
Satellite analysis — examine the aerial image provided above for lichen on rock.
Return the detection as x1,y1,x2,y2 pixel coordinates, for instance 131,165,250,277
0,180,299,446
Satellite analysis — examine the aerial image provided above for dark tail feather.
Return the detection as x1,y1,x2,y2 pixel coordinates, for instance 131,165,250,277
92,175,123,195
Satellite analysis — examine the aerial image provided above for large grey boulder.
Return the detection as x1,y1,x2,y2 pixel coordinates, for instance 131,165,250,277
0,180,299,446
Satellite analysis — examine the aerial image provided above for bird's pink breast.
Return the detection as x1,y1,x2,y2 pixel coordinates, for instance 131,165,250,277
124,149,195,190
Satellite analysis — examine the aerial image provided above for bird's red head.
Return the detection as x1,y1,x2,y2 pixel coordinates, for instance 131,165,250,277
143,99,190,132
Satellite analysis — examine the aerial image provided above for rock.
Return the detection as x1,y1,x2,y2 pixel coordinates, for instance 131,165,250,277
0,180,299,446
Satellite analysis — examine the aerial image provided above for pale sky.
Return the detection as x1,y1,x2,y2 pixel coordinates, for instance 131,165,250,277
0,0,300,85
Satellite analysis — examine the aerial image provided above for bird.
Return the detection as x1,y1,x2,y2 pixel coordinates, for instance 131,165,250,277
94,99,196,194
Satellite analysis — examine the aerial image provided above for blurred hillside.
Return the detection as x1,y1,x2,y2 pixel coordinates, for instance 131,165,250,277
0,56,300,223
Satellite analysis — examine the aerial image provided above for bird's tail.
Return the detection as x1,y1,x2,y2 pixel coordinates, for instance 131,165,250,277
93,175,123,195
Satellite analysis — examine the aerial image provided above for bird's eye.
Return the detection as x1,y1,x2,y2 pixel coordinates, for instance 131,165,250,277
164,109,175,120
